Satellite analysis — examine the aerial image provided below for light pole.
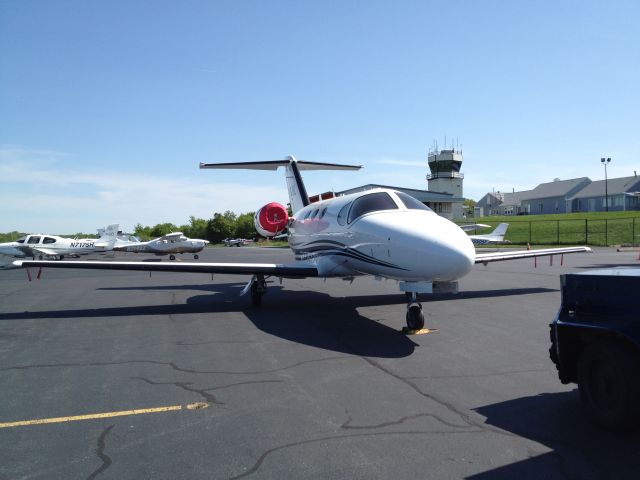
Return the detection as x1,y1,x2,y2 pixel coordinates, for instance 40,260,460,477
601,157,611,212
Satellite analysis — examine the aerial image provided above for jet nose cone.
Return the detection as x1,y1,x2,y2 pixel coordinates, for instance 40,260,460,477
434,217,475,278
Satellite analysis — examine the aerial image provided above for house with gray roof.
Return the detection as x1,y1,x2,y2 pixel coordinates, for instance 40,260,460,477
475,192,503,216
520,177,591,214
568,175,640,212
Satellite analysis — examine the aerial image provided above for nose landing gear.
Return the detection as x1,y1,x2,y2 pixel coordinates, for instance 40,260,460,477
405,292,425,331
400,284,439,335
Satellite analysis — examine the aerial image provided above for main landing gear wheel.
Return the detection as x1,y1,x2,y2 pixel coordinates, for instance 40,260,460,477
406,303,425,331
250,274,267,307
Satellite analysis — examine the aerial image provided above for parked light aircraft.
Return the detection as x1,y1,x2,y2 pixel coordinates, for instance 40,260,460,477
112,232,209,260
468,223,510,245
223,238,254,247
10,156,591,331
0,224,119,260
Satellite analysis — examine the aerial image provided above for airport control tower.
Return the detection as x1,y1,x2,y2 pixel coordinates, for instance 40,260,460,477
427,148,464,198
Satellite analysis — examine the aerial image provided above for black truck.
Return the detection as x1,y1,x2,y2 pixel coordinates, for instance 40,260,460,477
550,268,640,432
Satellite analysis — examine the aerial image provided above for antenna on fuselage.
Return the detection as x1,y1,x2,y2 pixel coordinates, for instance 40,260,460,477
199,156,362,214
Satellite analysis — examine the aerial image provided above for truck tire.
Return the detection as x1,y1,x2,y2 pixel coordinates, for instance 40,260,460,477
577,339,640,432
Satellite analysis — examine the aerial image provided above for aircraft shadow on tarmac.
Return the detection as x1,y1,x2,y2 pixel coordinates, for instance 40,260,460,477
0,284,555,359
468,391,640,479
576,263,640,269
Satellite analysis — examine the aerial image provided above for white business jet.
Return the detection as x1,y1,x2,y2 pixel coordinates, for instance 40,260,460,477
113,232,209,260
10,157,590,331
0,224,119,260
468,223,510,245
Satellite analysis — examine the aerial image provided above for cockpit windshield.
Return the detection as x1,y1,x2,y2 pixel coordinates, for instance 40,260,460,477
347,192,398,223
395,191,434,212
16,236,26,244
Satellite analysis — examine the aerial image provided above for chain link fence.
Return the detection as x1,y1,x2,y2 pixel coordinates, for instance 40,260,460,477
464,217,640,246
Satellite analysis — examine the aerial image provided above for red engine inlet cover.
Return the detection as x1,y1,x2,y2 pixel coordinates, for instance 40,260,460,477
255,202,289,237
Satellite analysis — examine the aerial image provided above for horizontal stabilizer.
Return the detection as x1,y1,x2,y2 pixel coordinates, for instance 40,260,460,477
200,160,361,171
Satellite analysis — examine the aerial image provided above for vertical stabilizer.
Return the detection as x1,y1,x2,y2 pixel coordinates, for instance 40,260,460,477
283,155,308,214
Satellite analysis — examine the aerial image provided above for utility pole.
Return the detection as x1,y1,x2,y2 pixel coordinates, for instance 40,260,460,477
601,157,611,212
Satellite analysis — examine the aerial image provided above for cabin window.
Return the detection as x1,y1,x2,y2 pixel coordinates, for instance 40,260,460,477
27,236,41,244
348,192,398,223
43,237,56,244
337,202,352,225
395,192,433,212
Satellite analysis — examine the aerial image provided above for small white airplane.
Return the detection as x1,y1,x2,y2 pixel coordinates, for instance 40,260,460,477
468,223,510,245
0,224,119,261
10,156,591,331
223,238,254,247
112,232,209,260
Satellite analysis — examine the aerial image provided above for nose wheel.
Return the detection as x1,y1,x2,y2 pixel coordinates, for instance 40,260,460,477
406,302,425,330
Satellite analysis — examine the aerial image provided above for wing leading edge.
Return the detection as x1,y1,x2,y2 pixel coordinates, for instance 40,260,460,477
11,260,319,277
475,246,592,264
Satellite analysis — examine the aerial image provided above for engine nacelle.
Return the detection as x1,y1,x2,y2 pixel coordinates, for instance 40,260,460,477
254,202,289,238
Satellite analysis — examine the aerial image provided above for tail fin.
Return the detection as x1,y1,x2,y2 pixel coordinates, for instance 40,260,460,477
103,224,119,239
96,224,119,248
200,155,361,214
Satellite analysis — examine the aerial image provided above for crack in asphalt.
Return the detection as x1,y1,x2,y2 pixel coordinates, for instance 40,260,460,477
322,327,597,480
0,355,355,376
130,377,284,405
405,367,548,380
228,430,486,480
340,412,476,431
86,424,114,480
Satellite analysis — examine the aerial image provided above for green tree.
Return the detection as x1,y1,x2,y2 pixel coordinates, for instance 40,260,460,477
184,216,208,239
463,198,477,217
235,212,257,239
133,223,153,241
206,211,237,243
150,223,178,238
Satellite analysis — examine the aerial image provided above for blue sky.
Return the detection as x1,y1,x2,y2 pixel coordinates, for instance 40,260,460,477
1,0,638,233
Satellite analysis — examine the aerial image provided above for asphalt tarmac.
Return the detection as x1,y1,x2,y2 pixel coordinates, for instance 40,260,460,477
1,246,639,479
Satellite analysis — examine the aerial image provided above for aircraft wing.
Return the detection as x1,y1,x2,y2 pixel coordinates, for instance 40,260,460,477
11,260,319,277
475,246,592,264
459,224,491,232
159,232,184,240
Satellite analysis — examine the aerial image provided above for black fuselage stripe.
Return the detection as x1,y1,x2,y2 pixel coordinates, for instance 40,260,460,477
290,161,310,207
293,248,407,270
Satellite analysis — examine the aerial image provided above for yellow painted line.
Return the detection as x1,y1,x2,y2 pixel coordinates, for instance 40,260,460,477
0,402,208,429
